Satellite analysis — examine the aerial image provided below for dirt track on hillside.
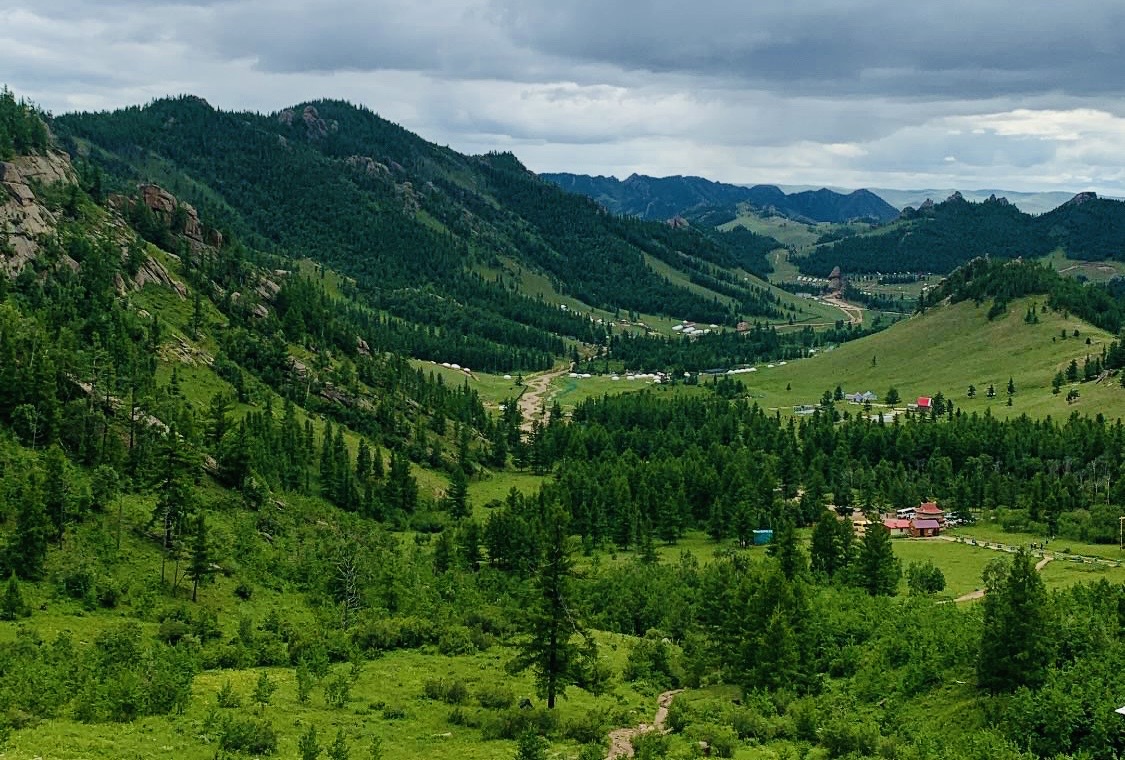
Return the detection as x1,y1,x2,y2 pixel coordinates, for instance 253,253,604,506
606,689,683,759
518,364,571,432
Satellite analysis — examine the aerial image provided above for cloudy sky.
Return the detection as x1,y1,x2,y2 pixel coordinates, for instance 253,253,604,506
5,0,1125,193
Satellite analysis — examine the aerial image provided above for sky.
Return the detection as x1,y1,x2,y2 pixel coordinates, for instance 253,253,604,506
5,0,1125,194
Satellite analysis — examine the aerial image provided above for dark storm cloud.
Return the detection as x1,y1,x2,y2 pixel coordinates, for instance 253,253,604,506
492,0,1125,99
5,0,1125,192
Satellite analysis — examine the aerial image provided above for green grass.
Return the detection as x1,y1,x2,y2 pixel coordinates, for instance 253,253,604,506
1041,249,1125,284
467,471,547,511
411,360,524,409
720,213,826,248
548,375,707,411
739,295,1125,420
0,645,652,760
891,539,998,598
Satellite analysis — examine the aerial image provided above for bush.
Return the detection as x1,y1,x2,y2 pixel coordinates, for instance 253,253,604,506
234,581,253,600
476,683,515,710
631,731,670,760
480,707,558,741
381,704,407,720
437,625,476,656
58,563,96,601
685,723,738,758
157,620,191,646
563,708,610,744
423,677,469,705
219,716,277,754
623,636,681,688
96,579,122,609
216,679,241,708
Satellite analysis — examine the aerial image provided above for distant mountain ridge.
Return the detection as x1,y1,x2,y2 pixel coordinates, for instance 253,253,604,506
867,187,1081,215
542,172,900,224
794,190,1125,276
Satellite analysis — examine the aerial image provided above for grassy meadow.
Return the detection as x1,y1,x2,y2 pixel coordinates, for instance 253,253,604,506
733,295,1125,420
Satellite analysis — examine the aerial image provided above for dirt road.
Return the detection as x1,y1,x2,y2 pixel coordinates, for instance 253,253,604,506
937,536,1055,602
606,689,683,759
821,293,863,325
517,364,571,433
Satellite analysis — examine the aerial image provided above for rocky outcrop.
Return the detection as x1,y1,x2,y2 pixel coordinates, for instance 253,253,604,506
0,150,75,275
1065,191,1098,207
134,254,188,299
139,184,205,243
278,105,338,141
346,155,391,177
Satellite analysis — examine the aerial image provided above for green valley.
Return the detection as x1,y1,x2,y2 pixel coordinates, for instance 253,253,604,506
4,86,1125,760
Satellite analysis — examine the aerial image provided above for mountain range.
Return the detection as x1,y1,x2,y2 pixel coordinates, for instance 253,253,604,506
541,172,899,224
796,190,1125,276
52,97,799,370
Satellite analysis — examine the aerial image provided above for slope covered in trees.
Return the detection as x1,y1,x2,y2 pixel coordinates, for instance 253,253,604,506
796,191,1125,276
542,172,899,223
7,95,1125,760
50,96,805,370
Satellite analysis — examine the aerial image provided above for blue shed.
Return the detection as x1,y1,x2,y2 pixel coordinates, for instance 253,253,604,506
752,529,773,546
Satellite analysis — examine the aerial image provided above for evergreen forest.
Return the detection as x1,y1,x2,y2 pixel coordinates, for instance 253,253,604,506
2,90,1125,760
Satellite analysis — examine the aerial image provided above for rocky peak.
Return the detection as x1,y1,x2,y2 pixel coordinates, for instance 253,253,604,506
919,198,935,210
986,193,1010,206
1065,191,1098,207
945,191,965,203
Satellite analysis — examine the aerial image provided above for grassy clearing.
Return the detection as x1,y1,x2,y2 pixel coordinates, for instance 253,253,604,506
891,539,998,598
548,375,707,411
0,645,651,760
1041,249,1125,284
721,213,826,248
411,360,524,409
739,296,1125,420
467,471,548,511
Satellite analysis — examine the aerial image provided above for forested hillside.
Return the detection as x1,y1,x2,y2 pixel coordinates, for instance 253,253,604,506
6,92,1125,760
49,96,809,368
542,172,899,223
796,191,1125,276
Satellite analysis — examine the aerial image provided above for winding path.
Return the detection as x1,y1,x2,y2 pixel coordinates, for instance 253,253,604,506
820,293,863,325
606,689,683,759
518,363,571,433
936,536,1056,602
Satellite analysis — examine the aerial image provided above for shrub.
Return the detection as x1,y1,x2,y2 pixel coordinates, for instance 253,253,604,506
437,625,476,656
631,731,670,760
219,716,277,754
476,683,515,709
157,620,191,646
216,679,241,708
623,636,681,688
423,678,469,705
381,704,406,720
563,708,609,744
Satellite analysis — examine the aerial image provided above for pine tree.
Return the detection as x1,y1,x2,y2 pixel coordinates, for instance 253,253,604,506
252,670,277,712
187,512,211,602
856,524,899,596
42,444,70,547
327,729,350,760
447,466,469,520
298,725,321,760
768,519,807,581
0,571,29,620
978,547,1054,693
509,502,589,709
8,468,50,580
